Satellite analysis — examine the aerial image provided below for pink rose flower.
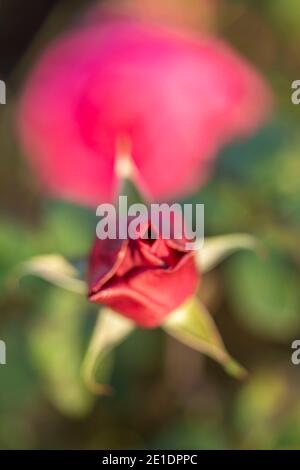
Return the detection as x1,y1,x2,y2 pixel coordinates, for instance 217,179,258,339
18,15,272,206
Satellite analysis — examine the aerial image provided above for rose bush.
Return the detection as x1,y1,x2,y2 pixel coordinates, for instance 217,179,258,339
18,14,271,206
88,218,198,328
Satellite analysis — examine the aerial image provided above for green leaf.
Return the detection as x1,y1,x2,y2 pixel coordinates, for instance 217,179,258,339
234,370,289,449
268,0,300,39
11,254,86,294
43,200,95,257
197,233,259,273
235,370,288,431
82,308,135,394
226,251,300,340
28,290,94,417
163,297,246,379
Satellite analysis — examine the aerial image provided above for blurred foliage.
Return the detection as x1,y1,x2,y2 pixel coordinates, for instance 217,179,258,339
28,289,95,417
226,250,300,340
0,0,300,451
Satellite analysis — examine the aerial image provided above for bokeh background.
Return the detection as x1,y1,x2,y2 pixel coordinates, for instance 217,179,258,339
1,0,300,449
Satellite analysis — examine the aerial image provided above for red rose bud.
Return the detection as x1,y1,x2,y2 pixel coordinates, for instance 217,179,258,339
87,219,199,328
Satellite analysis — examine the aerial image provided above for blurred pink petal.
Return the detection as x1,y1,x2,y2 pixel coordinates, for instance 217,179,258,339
18,17,272,206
